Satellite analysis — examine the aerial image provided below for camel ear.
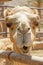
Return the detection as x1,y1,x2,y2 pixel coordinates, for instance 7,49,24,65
32,15,40,27
31,9,40,26
33,9,39,15
4,8,11,22
4,8,11,17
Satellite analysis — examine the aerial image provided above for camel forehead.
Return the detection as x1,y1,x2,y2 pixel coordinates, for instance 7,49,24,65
18,13,29,22
7,11,30,22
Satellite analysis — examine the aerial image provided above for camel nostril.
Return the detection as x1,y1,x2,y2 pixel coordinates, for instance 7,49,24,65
18,28,20,30
23,46,28,50
6,23,12,27
28,28,30,30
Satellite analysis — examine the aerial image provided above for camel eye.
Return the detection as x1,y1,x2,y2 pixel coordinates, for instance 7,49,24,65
28,28,30,30
6,22,12,27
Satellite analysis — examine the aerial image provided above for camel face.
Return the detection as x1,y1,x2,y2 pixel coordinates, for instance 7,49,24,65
4,6,40,53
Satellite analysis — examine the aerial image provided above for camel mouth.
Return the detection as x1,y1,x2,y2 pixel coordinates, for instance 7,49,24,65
21,46,29,53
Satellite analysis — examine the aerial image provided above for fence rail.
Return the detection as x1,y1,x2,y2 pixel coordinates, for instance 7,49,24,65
0,32,9,35
0,5,43,9
0,50,43,65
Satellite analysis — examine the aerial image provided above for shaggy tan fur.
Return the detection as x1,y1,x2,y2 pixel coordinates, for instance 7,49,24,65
0,6,40,65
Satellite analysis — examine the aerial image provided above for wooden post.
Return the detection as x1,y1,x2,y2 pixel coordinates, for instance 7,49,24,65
0,50,43,65
0,0,12,38
0,2,7,38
